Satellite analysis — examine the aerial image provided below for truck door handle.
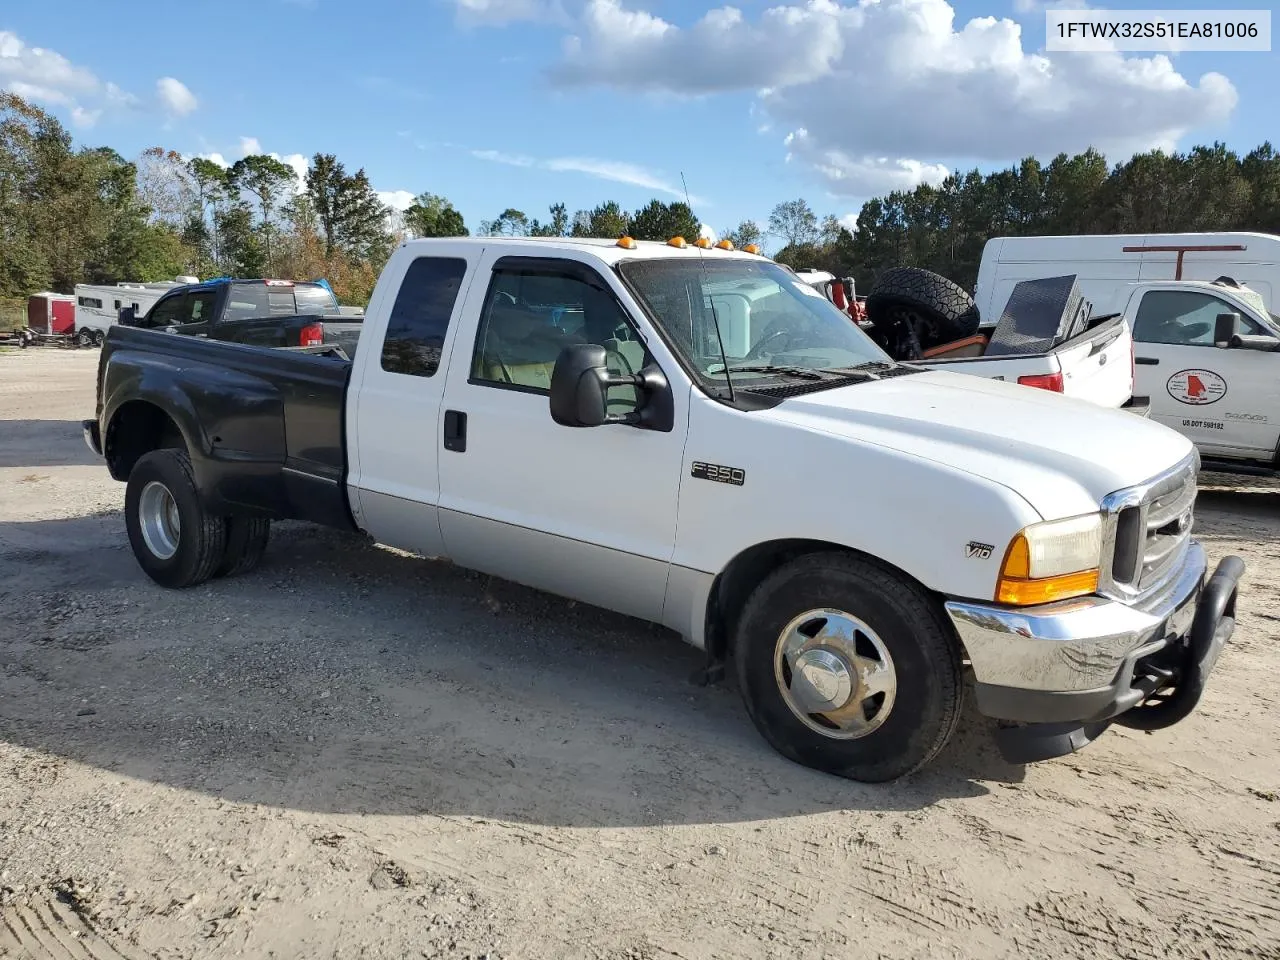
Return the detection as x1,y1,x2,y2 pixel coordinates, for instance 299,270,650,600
1135,357,1159,365
443,409,467,452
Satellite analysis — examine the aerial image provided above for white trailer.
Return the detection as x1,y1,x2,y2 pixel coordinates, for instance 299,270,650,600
74,277,198,344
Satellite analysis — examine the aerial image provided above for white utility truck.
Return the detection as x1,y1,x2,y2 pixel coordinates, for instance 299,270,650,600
84,235,1243,782
976,232,1280,323
1105,276,1280,473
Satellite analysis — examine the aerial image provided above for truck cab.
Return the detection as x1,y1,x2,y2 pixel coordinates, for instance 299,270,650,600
1125,278,1280,469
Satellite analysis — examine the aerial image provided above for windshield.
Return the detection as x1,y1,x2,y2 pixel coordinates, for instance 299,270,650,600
618,258,890,391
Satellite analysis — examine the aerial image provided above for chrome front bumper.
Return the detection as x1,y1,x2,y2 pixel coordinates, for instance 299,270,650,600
944,539,1239,727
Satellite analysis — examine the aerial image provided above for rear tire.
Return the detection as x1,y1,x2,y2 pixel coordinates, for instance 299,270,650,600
124,449,226,588
733,552,964,783
215,517,271,578
76,329,94,347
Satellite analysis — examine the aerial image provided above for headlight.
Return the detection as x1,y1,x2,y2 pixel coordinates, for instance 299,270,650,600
996,513,1102,606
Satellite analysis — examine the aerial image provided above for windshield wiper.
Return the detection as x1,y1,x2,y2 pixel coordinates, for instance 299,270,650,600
714,363,829,380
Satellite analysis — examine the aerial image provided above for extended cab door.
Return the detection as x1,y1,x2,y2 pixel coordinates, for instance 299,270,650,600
1131,286,1280,458
434,251,687,623
345,244,487,557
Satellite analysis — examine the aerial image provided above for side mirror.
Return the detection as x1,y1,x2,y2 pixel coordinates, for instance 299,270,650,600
1214,312,1240,348
550,344,610,427
549,343,674,431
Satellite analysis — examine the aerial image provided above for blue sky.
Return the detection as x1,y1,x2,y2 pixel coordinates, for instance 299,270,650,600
2,0,1273,242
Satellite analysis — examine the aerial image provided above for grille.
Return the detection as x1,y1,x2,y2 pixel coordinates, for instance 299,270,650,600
1101,452,1198,602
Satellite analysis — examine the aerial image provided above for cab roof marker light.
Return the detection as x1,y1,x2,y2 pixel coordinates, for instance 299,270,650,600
695,237,712,249
715,239,734,250
667,236,688,248
743,244,762,255
616,236,637,249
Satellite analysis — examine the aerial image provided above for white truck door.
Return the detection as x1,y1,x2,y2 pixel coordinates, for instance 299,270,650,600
345,244,487,558
1131,287,1279,458
435,250,686,623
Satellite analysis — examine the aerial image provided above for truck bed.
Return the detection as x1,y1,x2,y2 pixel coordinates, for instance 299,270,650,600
92,326,357,531
918,315,1133,407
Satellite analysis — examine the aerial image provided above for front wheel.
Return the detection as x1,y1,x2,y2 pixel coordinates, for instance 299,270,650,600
734,552,963,782
125,449,227,588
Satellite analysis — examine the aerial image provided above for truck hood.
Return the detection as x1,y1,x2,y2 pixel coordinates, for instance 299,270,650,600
759,368,1194,519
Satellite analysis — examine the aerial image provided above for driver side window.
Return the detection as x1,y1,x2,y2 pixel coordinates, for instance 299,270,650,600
139,294,186,329
470,267,651,412
1133,291,1263,345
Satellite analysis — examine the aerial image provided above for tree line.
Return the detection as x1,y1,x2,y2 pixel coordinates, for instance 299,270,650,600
5,89,1280,308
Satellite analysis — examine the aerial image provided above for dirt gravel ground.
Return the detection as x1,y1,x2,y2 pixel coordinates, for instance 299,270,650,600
1,347,1278,960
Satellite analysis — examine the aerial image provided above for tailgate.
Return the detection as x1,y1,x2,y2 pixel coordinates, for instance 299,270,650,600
1054,318,1133,407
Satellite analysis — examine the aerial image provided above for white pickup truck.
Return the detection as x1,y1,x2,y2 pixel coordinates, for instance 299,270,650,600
84,235,1244,782
811,266,1143,412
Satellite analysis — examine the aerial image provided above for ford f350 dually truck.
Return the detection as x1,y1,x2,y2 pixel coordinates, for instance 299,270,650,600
83,235,1244,782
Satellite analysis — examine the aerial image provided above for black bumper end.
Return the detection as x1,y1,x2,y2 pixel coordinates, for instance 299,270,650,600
82,419,102,456
1122,395,1152,417
994,555,1244,764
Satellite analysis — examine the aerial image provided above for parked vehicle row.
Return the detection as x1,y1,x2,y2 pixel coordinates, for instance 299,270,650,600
84,234,1244,783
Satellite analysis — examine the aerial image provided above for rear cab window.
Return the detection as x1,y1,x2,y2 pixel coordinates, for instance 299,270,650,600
380,257,469,377
222,282,339,322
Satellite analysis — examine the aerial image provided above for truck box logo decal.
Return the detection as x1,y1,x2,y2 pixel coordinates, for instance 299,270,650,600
965,541,994,560
691,461,745,486
1167,369,1226,406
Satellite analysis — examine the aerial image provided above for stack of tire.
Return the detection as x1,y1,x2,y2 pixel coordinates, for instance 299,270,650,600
863,266,981,360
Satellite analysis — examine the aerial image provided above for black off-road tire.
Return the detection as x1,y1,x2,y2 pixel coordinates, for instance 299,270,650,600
734,551,964,783
124,449,226,588
215,517,271,578
865,267,981,349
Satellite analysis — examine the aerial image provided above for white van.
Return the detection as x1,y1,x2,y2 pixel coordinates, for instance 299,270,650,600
975,232,1280,325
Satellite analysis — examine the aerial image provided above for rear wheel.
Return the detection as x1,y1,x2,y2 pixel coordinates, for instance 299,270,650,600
125,449,226,588
215,517,271,578
76,329,94,347
734,552,964,782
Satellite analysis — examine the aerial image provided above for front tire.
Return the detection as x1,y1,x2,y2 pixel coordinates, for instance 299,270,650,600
734,552,963,782
125,449,226,588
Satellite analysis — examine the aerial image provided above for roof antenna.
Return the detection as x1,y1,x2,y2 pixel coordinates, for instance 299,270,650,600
682,171,735,404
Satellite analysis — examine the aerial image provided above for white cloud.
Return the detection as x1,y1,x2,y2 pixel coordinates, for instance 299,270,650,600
378,189,416,211
471,148,535,166
0,30,99,106
200,152,231,169
156,76,197,116
468,147,706,204
550,0,844,93
545,157,700,202
785,129,952,195
239,136,263,155
69,106,102,128
1,30,195,124
537,0,1237,196
837,212,859,232
455,0,564,25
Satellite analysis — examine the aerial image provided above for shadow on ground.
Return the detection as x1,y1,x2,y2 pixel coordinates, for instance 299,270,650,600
0,513,1028,828
0,419,100,468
